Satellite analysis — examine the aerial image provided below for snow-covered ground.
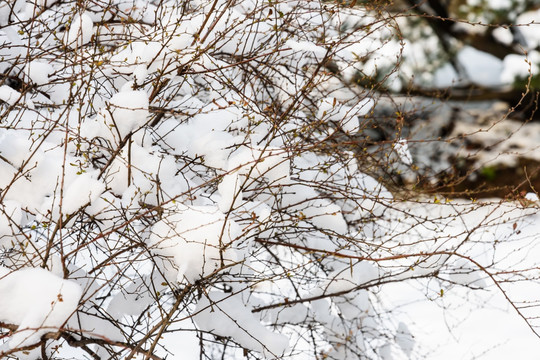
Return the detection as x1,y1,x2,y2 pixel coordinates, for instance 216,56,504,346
379,200,540,360
1,0,540,359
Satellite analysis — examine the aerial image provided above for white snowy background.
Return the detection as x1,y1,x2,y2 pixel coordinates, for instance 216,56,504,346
0,0,539,359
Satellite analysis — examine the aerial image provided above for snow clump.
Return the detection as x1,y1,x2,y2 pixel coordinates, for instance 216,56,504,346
65,13,94,49
148,204,243,283
194,291,289,358
218,146,291,212
0,267,82,349
108,90,150,139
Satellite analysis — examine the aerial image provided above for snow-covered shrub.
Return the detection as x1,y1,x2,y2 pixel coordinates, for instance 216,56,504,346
1,1,540,360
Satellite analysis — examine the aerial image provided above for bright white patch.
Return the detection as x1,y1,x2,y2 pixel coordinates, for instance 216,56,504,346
0,86,20,105
525,192,539,202
395,322,415,356
62,172,106,214
457,46,504,86
312,262,377,319
65,13,94,49
0,267,82,349
218,147,290,212
108,90,149,138
149,204,242,283
0,200,22,248
394,139,413,165
501,51,540,84
492,27,514,46
448,258,487,289
24,61,54,85
285,39,327,61
194,292,289,357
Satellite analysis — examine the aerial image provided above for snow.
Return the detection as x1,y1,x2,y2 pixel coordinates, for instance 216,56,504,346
23,61,54,86
1,1,540,359
64,13,93,49
317,97,374,133
394,139,413,165
62,171,106,214
218,146,290,212
0,85,21,106
285,39,328,62
458,46,504,87
311,261,377,320
525,192,539,202
148,204,243,283
266,303,310,324
383,278,540,360
0,200,22,248
488,0,512,10
492,27,514,46
0,129,34,167
132,64,148,85
33,0,60,8
501,51,540,84
103,143,186,204
450,117,540,167
296,197,349,235
443,258,487,289
107,276,156,317
374,200,540,359
0,3,11,26
433,63,460,88
432,46,508,87
516,9,540,49
0,267,82,350
154,319,200,360
108,90,150,139
194,291,289,358
109,41,167,74
395,322,415,356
